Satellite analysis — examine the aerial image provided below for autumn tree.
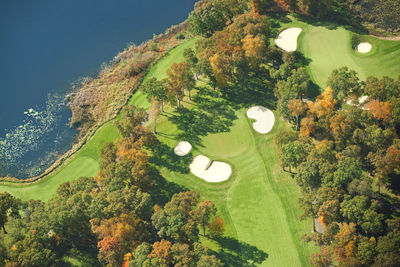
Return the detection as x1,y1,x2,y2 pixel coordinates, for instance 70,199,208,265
148,239,172,265
241,34,267,67
192,200,217,236
288,98,307,130
310,247,332,267
97,236,123,267
209,216,225,236
167,62,195,105
366,99,392,128
0,192,22,234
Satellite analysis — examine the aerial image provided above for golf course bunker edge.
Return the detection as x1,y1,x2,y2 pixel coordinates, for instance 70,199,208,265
275,27,302,52
247,106,275,134
174,141,192,156
190,155,232,183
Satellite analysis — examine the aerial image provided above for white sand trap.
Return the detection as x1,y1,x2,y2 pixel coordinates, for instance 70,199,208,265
247,106,275,134
357,42,372,53
275,27,302,52
190,155,232,183
174,141,192,156
346,95,369,105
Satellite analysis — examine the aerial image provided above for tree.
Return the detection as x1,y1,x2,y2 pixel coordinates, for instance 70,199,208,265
280,139,310,173
308,87,337,119
340,195,369,224
132,242,152,267
97,236,123,267
116,106,148,138
300,115,315,137
197,255,223,267
184,48,199,79
299,192,319,232
167,62,195,104
140,77,169,112
209,216,225,236
326,67,362,104
241,34,267,67
0,192,22,234
100,142,117,169
332,158,363,188
310,247,332,267
366,100,392,128
188,0,226,36
250,0,276,16
364,76,400,102
152,191,200,243
193,200,217,236
288,98,307,130
148,239,172,265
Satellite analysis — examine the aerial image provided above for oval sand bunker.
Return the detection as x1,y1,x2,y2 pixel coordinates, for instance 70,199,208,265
357,42,372,53
190,155,232,183
247,106,275,134
275,27,302,52
174,141,192,156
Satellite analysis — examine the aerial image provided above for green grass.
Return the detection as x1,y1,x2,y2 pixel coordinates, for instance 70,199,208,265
274,16,400,88
300,26,400,87
154,95,316,266
0,38,196,201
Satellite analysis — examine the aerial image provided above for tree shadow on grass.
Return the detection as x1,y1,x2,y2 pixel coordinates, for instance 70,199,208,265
168,87,237,147
149,143,193,173
222,75,277,110
148,166,188,206
212,236,269,266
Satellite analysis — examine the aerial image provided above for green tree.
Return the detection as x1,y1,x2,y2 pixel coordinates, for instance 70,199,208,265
140,77,169,112
326,67,362,104
0,192,22,234
184,48,199,80
116,106,148,138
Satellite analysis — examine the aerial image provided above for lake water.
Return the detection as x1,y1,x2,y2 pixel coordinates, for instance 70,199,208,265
0,0,196,178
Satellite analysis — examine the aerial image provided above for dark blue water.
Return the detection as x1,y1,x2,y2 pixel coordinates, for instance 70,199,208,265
0,0,195,178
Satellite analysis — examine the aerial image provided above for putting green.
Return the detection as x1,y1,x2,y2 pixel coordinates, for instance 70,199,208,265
299,25,400,87
0,38,196,201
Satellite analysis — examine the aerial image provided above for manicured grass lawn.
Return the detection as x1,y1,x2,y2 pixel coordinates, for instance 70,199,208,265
0,38,195,201
154,91,316,266
274,16,400,88
300,26,400,87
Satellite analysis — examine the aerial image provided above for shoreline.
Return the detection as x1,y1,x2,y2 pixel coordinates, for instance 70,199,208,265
0,21,188,185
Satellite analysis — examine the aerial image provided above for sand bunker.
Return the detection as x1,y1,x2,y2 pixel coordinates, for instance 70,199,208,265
275,27,302,52
174,141,192,156
190,155,232,183
247,106,275,134
346,95,368,105
357,42,372,53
